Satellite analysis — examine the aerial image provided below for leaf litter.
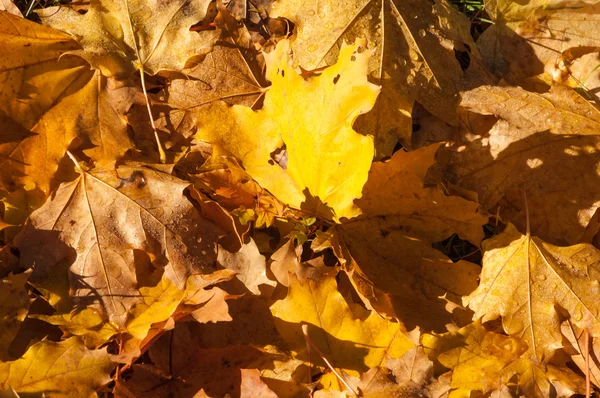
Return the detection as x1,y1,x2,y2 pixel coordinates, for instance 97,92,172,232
2,0,600,396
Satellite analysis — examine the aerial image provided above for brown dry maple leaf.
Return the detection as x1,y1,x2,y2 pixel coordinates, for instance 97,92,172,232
447,84,600,245
15,161,220,325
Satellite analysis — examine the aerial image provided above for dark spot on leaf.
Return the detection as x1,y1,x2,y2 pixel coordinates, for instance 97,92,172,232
333,74,340,84
351,55,356,61
380,229,390,238
281,69,285,77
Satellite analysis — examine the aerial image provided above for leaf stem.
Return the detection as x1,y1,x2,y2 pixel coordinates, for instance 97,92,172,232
302,324,359,395
139,67,167,164
66,150,83,173
522,190,530,237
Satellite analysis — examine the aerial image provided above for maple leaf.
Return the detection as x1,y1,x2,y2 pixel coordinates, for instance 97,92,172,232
270,274,414,375
464,223,600,363
384,329,434,394
448,84,600,245
0,13,134,197
0,337,115,398
193,157,285,228
217,238,276,295
479,0,600,92
327,144,485,331
422,321,584,397
0,271,30,360
127,269,236,341
15,162,220,325
270,0,491,155
157,43,266,137
116,323,282,397
37,0,220,78
33,309,119,349
196,38,379,220
355,329,434,397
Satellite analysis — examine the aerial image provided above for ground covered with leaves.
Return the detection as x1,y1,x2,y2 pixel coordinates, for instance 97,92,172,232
3,0,600,396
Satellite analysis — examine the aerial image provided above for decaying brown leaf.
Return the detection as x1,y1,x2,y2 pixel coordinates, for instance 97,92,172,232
193,157,285,228
157,43,266,138
116,322,283,397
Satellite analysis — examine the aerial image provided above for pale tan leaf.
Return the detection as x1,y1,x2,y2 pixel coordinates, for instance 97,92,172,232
37,0,220,77
217,238,275,295
0,0,22,17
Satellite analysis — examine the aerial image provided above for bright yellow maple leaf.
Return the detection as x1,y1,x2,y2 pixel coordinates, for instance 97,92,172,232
0,337,115,397
33,309,119,349
464,223,600,363
270,274,413,375
196,39,380,220
422,321,584,397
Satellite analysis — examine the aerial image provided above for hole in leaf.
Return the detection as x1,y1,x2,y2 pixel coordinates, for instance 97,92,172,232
269,145,288,169
454,44,471,71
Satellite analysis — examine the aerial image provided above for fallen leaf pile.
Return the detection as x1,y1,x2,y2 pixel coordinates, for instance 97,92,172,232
3,0,600,396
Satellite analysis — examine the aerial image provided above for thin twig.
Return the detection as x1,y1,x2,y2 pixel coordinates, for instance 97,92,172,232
585,329,591,398
303,324,312,385
301,324,359,395
139,67,166,164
